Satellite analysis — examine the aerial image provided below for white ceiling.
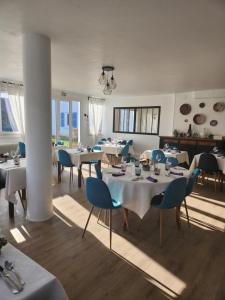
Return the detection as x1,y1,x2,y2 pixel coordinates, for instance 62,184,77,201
0,0,225,97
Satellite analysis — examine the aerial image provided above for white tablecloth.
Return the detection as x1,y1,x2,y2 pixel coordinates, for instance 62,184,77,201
0,243,68,300
190,153,225,174
141,149,190,165
101,144,134,157
53,148,103,166
103,164,190,219
0,159,26,203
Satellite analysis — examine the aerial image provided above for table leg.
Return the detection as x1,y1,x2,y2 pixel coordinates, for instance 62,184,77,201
58,161,61,183
123,208,129,230
8,202,14,219
78,164,82,188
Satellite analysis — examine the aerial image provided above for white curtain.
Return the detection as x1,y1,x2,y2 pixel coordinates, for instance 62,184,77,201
1,83,25,139
88,97,104,141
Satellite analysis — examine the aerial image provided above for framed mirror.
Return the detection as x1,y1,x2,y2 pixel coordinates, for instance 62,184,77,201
113,106,161,135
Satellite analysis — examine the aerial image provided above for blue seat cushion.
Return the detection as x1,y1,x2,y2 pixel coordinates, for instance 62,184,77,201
151,194,164,208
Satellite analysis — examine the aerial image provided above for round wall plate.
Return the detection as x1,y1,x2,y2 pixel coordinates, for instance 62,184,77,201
210,120,218,127
193,114,206,125
213,102,225,112
199,102,205,108
180,103,191,115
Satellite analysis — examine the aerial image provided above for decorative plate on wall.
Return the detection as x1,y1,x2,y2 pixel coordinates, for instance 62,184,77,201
210,120,218,127
199,102,205,108
180,103,191,115
213,102,225,112
193,114,206,125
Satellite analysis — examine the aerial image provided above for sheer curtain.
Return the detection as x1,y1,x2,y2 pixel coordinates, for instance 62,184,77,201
88,97,104,142
1,83,25,139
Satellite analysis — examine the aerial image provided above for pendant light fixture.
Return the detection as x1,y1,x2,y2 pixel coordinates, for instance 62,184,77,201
98,66,117,95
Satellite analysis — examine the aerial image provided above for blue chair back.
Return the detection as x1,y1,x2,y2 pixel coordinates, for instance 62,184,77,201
120,143,130,161
186,168,200,196
151,149,166,163
94,163,102,180
158,177,187,209
86,177,114,209
166,157,179,166
92,145,102,152
198,153,218,172
127,140,133,146
18,142,26,158
97,140,105,145
192,168,200,177
58,150,73,167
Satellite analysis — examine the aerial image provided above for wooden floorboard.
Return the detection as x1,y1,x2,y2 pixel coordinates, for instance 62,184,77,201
0,165,225,300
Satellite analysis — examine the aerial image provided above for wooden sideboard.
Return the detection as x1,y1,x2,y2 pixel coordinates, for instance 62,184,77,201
159,136,225,163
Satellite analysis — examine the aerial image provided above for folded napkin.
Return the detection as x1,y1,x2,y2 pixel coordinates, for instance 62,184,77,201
112,165,121,169
112,172,125,177
146,176,158,183
170,171,184,176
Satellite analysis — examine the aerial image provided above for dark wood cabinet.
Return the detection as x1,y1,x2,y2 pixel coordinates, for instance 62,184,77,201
159,136,225,163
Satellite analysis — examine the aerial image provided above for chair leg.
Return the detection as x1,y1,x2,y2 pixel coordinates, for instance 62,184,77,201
184,198,190,227
97,209,102,223
104,209,107,224
214,174,217,192
160,209,163,247
82,206,94,238
176,205,181,229
123,208,129,230
109,209,112,250
89,164,91,177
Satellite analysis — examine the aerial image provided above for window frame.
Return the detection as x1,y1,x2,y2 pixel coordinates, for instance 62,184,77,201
113,106,161,135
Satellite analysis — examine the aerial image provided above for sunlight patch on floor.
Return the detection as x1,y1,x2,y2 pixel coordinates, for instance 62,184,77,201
53,194,186,297
10,228,26,243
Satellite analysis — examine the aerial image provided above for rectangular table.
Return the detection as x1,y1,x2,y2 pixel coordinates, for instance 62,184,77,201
0,243,68,300
0,159,26,218
141,149,190,166
53,148,103,187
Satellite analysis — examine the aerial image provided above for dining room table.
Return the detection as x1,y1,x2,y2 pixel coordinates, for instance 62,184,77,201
0,243,68,300
141,149,190,166
102,163,190,223
0,158,26,218
53,148,103,187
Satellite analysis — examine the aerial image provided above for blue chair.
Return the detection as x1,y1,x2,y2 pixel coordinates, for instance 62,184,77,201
82,177,121,249
184,168,200,226
94,163,102,180
18,142,26,158
151,149,166,163
151,177,187,246
198,153,220,191
166,157,179,167
92,145,102,152
97,140,105,145
58,150,74,183
120,143,130,162
56,140,64,146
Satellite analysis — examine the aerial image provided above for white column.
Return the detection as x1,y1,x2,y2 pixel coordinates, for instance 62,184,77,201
23,33,53,221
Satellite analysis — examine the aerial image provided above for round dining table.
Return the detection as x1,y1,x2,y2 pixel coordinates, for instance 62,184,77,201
102,164,190,220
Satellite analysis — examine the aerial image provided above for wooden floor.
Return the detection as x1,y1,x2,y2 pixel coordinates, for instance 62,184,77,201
0,165,225,300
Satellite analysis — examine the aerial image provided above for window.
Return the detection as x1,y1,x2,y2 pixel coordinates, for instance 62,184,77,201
113,106,161,135
51,98,80,147
0,92,19,133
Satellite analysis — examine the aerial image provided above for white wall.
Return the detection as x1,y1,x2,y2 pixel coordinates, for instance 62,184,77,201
102,94,175,153
174,89,225,137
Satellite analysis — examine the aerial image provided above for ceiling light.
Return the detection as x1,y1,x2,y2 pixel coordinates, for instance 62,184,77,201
98,66,117,95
